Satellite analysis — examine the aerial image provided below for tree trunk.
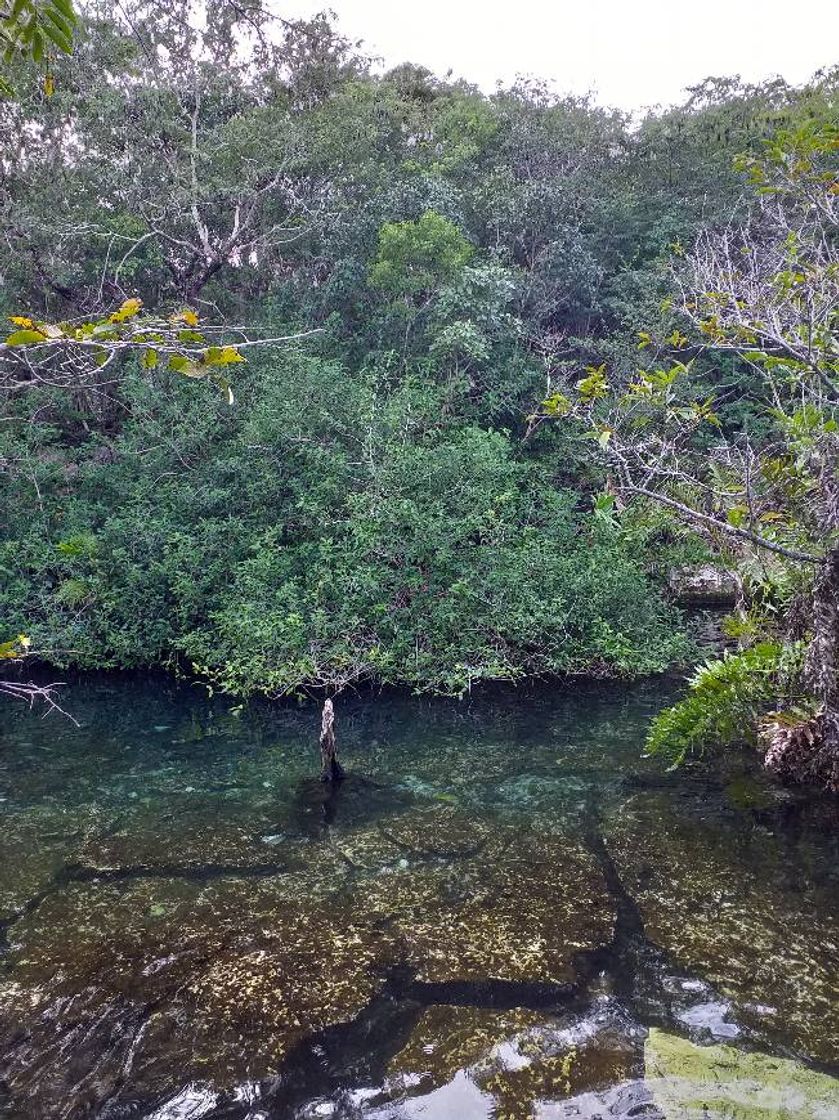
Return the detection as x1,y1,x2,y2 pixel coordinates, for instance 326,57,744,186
807,546,839,753
319,698,344,782
766,546,839,791
767,441,839,791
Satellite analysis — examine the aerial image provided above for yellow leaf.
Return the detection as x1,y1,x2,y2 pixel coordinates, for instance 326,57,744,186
44,74,55,98
542,392,571,417
9,315,34,328
18,634,31,649
110,298,142,323
178,309,199,327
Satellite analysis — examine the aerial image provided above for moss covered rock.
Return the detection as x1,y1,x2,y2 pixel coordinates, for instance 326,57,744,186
646,1029,839,1118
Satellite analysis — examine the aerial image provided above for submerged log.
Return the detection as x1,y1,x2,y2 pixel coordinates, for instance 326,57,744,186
319,698,345,782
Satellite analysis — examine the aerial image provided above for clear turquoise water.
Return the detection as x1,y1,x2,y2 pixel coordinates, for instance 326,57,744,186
1,673,837,1119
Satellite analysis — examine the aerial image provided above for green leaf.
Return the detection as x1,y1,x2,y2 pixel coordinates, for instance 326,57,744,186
45,7,74,36
51,0,77,23
203,345,246,366
4,328,46,345
42,22,72,53
169,354,204,378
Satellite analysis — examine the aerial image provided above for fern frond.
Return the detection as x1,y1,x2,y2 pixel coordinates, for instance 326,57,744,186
645,642,804,767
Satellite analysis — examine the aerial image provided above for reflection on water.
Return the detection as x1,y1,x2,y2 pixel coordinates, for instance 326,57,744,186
0,673,838,1119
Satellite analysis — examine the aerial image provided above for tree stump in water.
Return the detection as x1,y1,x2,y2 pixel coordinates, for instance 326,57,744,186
319,698,345,782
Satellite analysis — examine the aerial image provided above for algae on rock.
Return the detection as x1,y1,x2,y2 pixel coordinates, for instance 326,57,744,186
357,828,615,985
646,1028,839,1119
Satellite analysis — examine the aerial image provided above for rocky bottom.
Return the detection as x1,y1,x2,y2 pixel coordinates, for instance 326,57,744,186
1,681,838,1119
0,787,837,1120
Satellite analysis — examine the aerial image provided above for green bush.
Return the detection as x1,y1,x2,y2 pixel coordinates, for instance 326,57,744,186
0,351,688,696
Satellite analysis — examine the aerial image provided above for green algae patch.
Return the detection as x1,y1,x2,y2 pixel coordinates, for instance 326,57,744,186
606,793,839,1064
357,830,615,984
645,1029,839,1118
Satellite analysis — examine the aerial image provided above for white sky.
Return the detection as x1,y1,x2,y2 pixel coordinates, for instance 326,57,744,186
274,0,839,111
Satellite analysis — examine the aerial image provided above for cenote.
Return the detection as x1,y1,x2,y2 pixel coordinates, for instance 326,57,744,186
1,674,838,1120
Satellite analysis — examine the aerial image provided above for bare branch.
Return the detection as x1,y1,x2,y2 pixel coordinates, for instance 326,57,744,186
0,678,79,724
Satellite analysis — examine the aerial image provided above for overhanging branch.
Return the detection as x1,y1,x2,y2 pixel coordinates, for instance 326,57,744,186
627,484,820,565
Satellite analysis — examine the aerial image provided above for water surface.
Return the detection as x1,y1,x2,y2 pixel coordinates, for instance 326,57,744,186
1,674,837,1119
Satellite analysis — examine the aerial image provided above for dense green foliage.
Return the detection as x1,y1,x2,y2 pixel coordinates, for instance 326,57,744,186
564,121,839,782
1,2,837,703
0,352,688,695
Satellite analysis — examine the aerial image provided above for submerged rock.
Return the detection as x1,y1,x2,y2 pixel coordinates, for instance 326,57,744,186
75,800,287,875
363,1000,643,1119
605,793,839,1064
0,876,225,1117
0,804,621,1117
0,869,396,1110
0,804,110,922
376,803,497,860
356,829,615,985
184,897,397,1074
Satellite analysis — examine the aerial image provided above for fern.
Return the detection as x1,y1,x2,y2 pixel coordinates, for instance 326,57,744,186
646,642,797,767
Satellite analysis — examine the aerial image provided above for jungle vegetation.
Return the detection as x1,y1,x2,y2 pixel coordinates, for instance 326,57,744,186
1,2,837,786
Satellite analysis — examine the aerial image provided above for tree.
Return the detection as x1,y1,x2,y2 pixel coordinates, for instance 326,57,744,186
0,0,332,712
553,120,839,787
369,210,474,298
